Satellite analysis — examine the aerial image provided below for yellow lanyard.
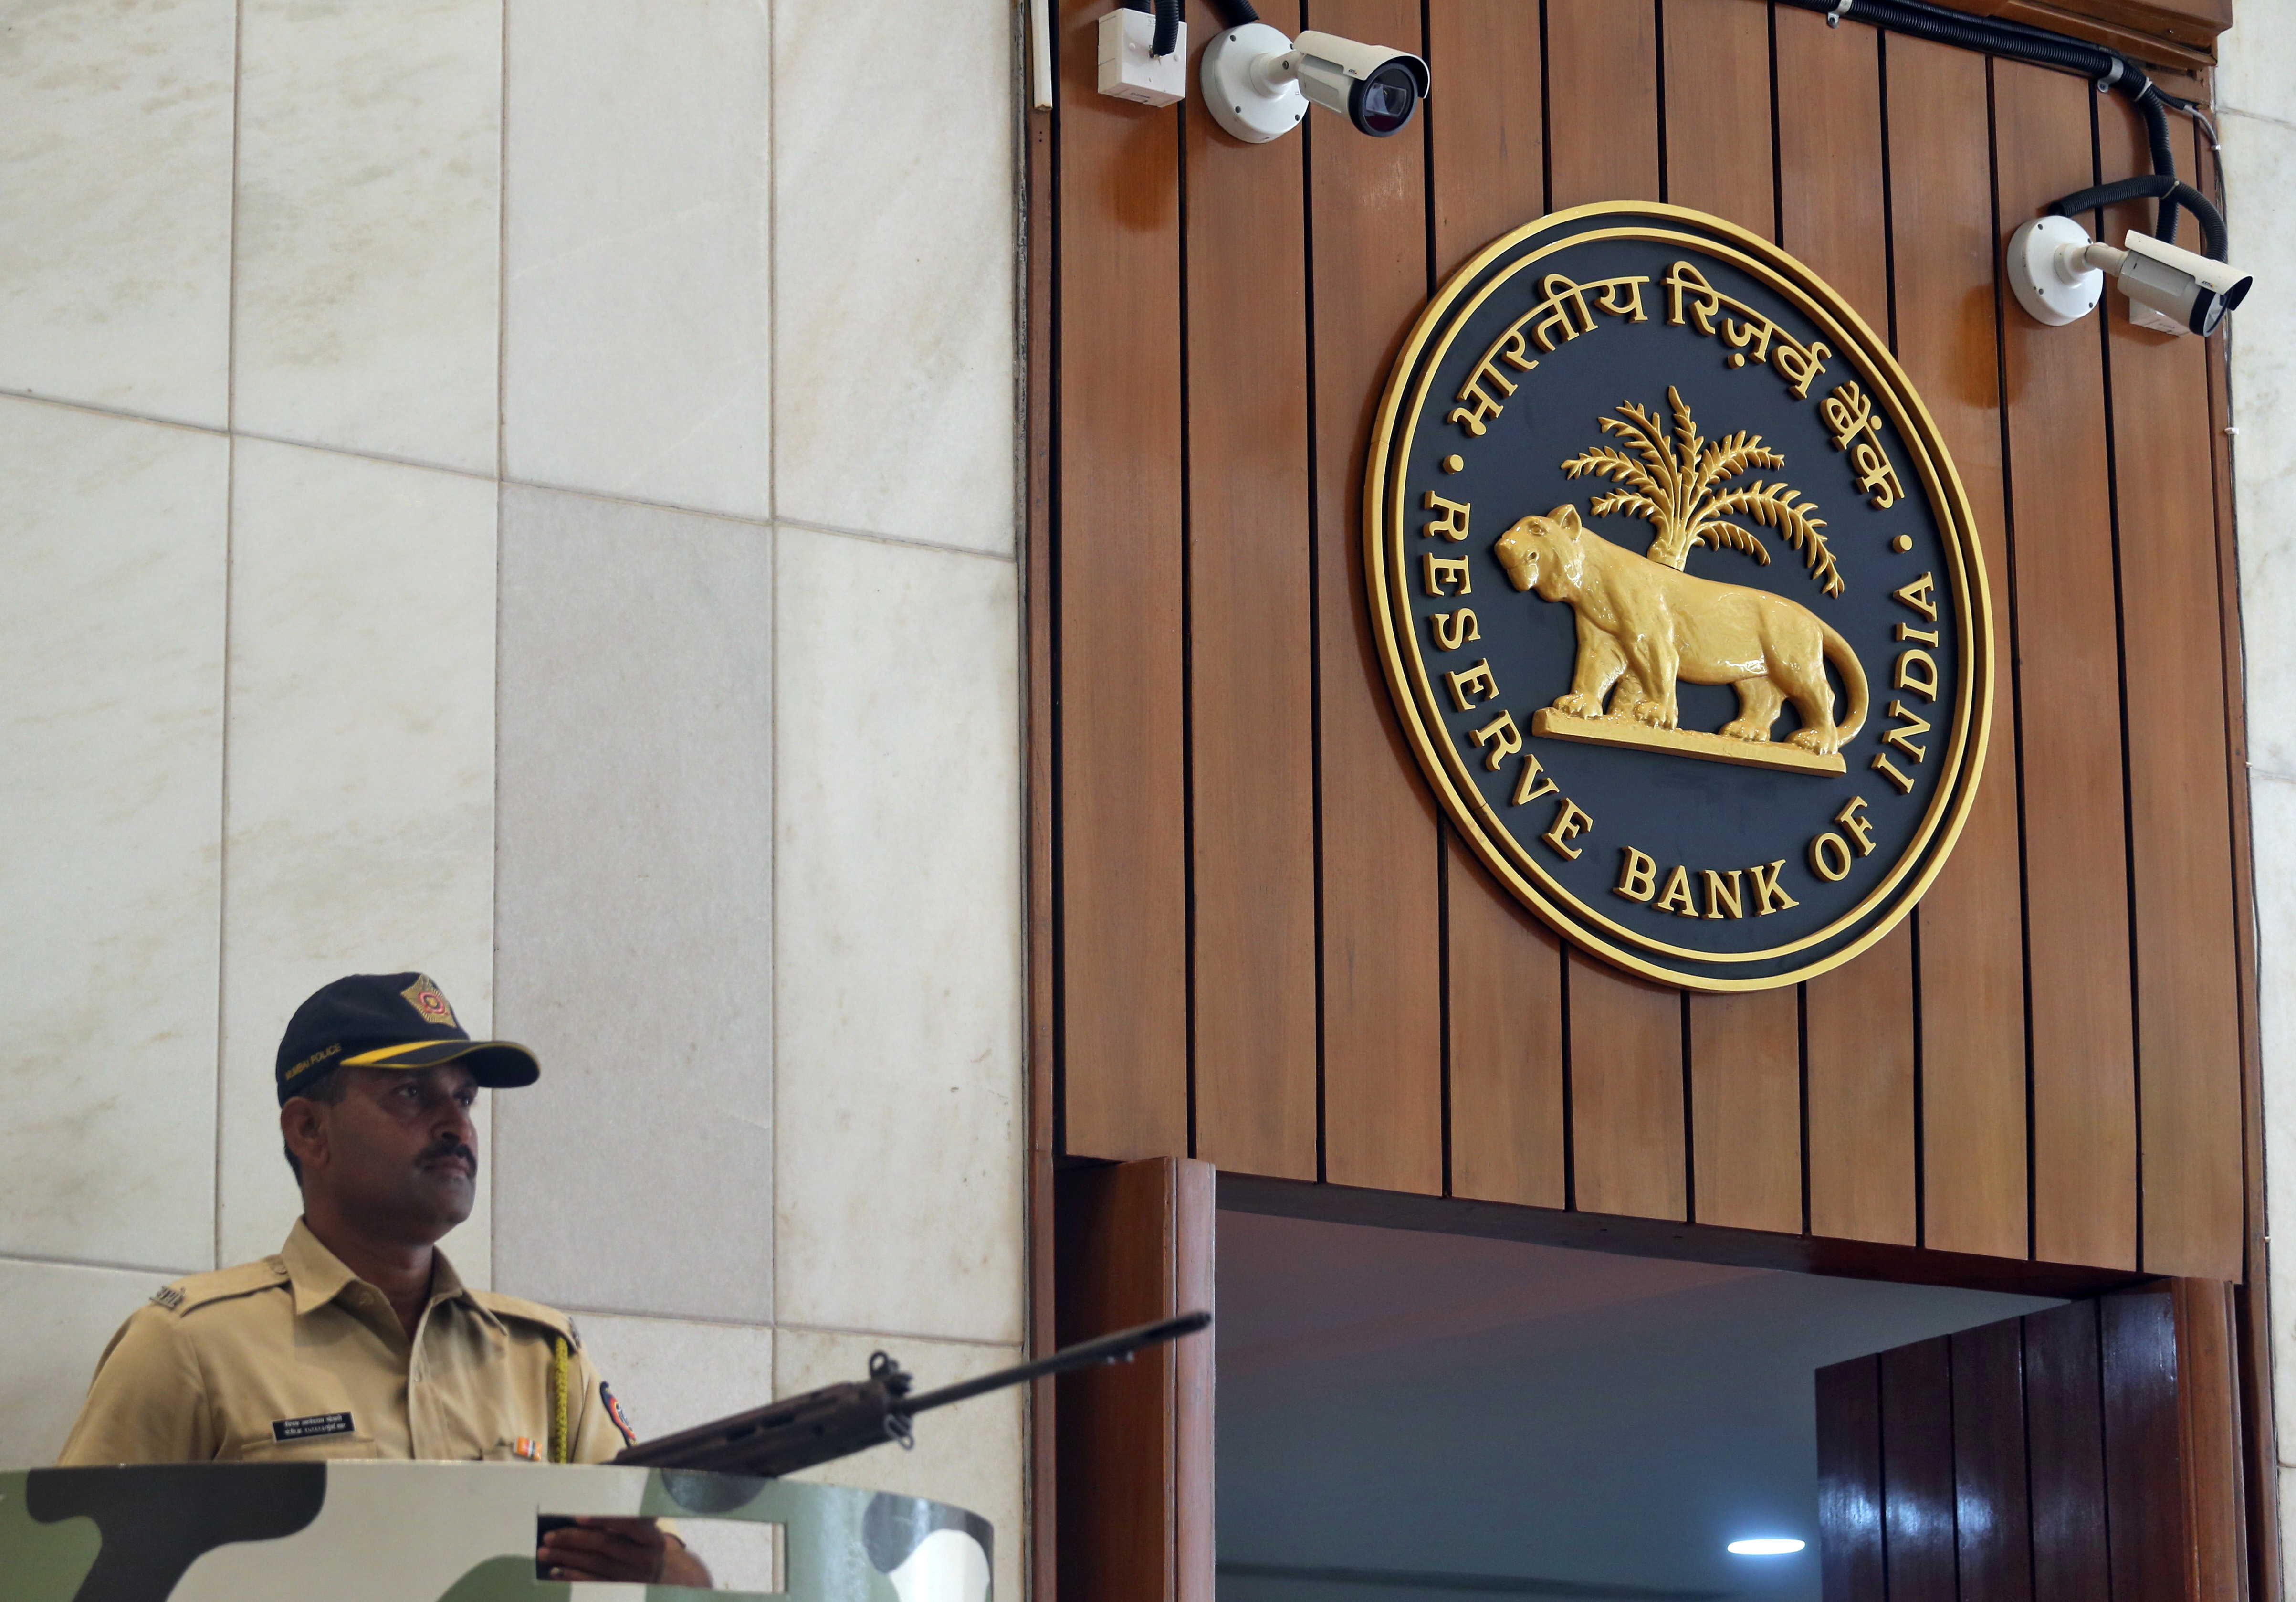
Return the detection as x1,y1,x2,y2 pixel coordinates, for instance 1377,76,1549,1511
549,1336,571,1464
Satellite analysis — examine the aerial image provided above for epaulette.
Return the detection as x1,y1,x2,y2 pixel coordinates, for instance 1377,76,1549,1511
148,1255,291,1317
470,1290,581,1349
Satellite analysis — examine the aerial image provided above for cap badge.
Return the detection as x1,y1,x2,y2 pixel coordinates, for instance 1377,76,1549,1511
402,975,457,1028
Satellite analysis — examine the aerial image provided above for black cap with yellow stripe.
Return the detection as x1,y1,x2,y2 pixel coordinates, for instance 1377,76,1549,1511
276,973,540,1104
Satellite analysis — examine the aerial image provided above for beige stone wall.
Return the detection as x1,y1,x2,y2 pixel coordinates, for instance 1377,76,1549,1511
0,0,1027,1590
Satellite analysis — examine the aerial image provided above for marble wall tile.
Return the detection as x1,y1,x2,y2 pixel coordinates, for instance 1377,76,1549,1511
773,0,1016,554
2252,779,2296,1531
2225,109,2296,780
233,0,500,474
573,1312,776,1443
0,0,234,427
502,0,772,520
773,529,1023,1344
0,1256,167,1467
493,486,775,1324
777,1328,1023,1602
2220,10,2296,122
0,400,227,1271
216,438,497,1273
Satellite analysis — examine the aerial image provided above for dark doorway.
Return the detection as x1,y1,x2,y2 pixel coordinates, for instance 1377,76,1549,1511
1215,1211,2059,1601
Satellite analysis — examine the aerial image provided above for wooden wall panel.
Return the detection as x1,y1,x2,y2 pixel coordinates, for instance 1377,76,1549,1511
1055,0,1189,1159
2100,1286,2185,1600
1807,925,1918,1244
1881,1337,1960,1602
1884,33,2028,1263
1042,0,2251,1288
1661,0,1801,1238
1054,1159,1215,1602
1426,0,1544,278
1427,0,1565,1211
1304,0,1443,1194
2098,106,2244,1281
1992,60,2137,1272
1569,964,1687,1221
2173,1279,2250,1597
1546,0,1659,210
1950,1320,2034,1602
1183,0,1319,1180
1815,1355,1886,1602
1447,841,1567,1209
1662,0,1774,234
1776,12,1915,1248
2024,1301,2111,1596
1687,991,1801,1233
1821,1288,2243,1600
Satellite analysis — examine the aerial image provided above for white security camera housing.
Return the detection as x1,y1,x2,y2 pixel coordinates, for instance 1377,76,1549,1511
1201,24,1428,144
2007,214,2251,337
2113,229,2252,336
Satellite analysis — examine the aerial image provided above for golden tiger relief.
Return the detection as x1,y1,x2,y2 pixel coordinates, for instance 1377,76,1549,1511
1492,505,1868,756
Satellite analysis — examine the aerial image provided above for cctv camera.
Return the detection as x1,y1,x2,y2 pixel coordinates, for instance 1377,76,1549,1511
1201,24,1429,144
2008,214,2251,337
2110,230,2252,337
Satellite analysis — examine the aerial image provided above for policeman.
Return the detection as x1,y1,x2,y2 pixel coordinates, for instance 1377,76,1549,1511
58,972,709,1587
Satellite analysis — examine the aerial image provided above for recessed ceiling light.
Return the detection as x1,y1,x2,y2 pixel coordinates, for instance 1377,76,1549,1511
1727,1539,1806,1556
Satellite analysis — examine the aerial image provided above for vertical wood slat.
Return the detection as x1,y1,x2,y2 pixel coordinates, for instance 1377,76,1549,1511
2100,1285,2185,1601
1446,838,1567,1208
2096,105,2244,1280
1184,0,1320,1181
1055,0,1189,1160
1426,0,1565,1212
1662,0,1802,1238
1426,0,1545,280
2024,1300,2112,1597
1992,59,2137,1270
1305,0,1444,1194
1881,1336,1960,1602
2173,1278,2250,1598
1775,10,1916,1249
1882,33,2029,1263
1545,0,1659,210
1546,0,1685,1224
1807,927,1918,1244
1951,1319,2034,1602
1816,1355,1887,1602
1054,1158,1216,1602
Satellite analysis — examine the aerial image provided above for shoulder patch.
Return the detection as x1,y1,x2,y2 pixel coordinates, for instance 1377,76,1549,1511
601,1382,637,1448
151,1257,292,1318
471,1290,578,1343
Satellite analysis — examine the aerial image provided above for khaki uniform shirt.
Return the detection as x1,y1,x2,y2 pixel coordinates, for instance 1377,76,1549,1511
58,1221,637,1466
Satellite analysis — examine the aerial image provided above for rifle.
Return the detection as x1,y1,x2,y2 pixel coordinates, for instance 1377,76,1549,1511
612,1310,1211,1477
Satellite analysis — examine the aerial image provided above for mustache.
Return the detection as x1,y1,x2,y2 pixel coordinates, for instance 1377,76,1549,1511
419,1138,478,1177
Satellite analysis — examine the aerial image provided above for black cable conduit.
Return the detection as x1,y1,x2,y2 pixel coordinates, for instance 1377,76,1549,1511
1772,0,2209,253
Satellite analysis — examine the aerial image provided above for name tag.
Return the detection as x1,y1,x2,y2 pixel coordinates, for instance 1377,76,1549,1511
272,1412,355,1443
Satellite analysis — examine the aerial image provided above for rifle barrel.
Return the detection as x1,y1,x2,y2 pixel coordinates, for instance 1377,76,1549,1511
902,1310,1212,1416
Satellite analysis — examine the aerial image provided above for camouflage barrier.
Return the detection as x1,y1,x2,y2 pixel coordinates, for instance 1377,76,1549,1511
0,1462,991,1601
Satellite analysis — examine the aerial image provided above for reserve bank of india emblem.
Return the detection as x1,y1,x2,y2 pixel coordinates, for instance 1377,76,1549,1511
1367,201,1992,991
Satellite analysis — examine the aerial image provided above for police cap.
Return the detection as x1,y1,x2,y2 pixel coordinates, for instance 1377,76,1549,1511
276,973,540,1104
